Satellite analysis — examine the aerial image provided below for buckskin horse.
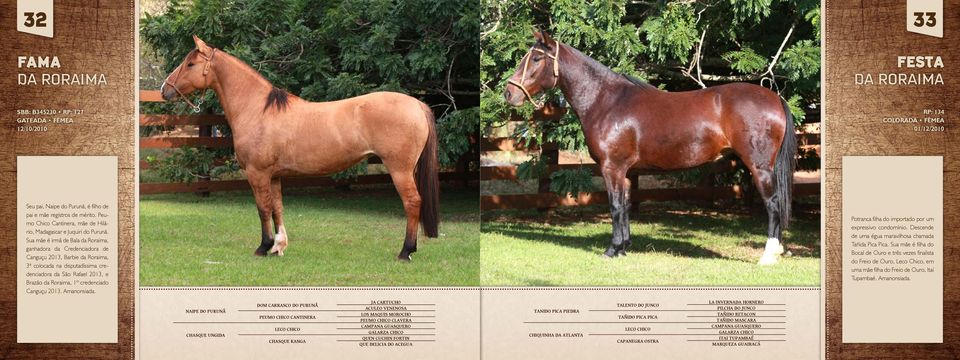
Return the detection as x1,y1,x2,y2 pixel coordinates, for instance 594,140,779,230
161,36,439,261
504,31,797,265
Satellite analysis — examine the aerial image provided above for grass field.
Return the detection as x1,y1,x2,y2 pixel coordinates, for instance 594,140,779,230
481,202,820,286
140,186,479,286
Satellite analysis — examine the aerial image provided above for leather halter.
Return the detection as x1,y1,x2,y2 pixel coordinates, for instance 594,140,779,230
507,42,560,108
163,48,217,113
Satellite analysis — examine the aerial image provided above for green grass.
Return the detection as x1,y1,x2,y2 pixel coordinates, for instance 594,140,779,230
481,203,820,286
140,186,479,286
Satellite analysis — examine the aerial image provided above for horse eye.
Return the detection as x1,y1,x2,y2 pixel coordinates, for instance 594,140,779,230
187,62,195,67
533,56,543,62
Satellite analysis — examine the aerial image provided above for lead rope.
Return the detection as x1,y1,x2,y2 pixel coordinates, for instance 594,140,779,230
507,42,561,109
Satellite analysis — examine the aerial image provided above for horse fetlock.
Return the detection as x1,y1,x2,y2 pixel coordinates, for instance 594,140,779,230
758,237,782,265
764,237,784,255
602,246,620,258
270,232,288,257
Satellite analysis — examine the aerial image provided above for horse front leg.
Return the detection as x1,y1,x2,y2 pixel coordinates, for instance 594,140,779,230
268,177,288,256
601,165,631,258
247,172,275,257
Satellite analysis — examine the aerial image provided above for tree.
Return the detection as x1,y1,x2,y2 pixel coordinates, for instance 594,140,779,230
481,0,820,195
141,0,479,182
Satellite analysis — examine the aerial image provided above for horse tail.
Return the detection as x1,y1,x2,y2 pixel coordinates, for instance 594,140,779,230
415,102,440,238
775,98,798,229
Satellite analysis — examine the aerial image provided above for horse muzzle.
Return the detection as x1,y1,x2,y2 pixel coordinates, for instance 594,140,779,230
503,85,525,106
160,83,177,101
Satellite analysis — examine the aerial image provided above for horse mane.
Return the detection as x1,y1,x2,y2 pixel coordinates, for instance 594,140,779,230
620,73,657,90
201,48,293,113
264,86,290,112
561,43,657,91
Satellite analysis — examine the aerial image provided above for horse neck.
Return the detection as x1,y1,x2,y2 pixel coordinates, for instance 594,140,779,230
208,53,276,129
556,44,645,121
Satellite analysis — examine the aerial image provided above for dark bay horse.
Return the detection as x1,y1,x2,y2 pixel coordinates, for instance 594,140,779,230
504,31,797,265
161,36,439,261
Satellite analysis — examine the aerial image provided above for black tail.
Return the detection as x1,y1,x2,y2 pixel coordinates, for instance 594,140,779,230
775,98,798,229
415,102,440,238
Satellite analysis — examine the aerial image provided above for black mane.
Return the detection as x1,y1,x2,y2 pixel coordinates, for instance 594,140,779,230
560,43,657,91
621,73,657,90
264,86,290,112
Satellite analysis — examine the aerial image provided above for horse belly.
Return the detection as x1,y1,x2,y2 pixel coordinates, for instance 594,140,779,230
274,124,372,176
278,152,369,177
639,132,728,170
275,138,370,176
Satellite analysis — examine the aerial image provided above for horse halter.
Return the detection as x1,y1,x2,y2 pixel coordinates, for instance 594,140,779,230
163,48,217,113
507,42,560,108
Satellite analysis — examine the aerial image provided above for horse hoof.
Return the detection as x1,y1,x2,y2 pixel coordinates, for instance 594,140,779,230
617,250,627,257
397,254,412,262
254,248,268,257
269,245,286,257
757,255,778,266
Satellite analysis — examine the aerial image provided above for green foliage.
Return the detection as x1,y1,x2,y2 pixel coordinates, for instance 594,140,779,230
549,167,594,198
330,160,369,181
516,154,549,180
722,48,767,74
778,40,820,82
437,107,480,168
641,2,698,63
146,147,216,183
729,0,774,23
141,0,479,182
784,93,806,122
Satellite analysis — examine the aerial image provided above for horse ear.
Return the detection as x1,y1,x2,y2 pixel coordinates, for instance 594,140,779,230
193,35,211,55
532,28,544,44
541,31,555,45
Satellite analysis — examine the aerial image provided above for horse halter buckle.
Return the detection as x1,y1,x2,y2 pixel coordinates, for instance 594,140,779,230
164,48,217,113
507,42,560,109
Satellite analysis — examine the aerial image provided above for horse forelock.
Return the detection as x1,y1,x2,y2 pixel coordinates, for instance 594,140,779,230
264,86,290,113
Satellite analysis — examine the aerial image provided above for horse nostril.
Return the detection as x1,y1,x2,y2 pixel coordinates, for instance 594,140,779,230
504,88,512,100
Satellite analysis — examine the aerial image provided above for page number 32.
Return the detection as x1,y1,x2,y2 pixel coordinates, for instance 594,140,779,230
913,12,936,27
22,12,47,27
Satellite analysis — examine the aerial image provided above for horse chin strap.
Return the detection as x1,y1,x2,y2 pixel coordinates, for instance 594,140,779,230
164,48,217,113
507,42,560,109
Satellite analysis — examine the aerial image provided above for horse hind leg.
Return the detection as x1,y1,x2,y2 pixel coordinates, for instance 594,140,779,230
389,170,421,261
751,168,785,265
268,178,288,256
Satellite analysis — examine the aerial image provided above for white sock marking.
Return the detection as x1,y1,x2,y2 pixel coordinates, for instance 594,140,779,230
758,237,782,265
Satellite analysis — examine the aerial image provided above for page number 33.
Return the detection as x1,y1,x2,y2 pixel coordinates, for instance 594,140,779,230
913,12,936,27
